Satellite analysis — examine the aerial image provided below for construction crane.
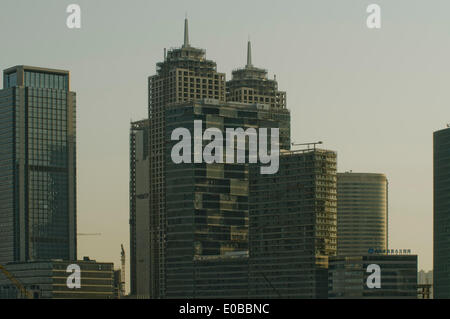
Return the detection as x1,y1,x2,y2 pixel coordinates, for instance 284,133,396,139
291,141,323,150
0,264,33,299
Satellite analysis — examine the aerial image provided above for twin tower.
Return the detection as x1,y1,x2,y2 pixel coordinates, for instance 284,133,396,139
131,18,295,298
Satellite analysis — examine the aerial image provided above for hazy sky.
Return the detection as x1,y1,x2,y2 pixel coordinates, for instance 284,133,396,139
1,0,449,291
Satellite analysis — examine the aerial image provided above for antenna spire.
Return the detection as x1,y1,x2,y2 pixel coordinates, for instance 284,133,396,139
183,16,190,48
246,40,253,68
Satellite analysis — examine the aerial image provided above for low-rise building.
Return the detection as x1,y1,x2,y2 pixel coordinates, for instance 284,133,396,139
0,259,115,299
328,254,417,299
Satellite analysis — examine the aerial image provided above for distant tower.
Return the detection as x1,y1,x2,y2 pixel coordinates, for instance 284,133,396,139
129,119,150,297
0,66,77,264
337,172,388,256
120,244,126,296
434,126,450,298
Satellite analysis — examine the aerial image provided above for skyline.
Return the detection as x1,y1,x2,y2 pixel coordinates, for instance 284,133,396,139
2,1,449,290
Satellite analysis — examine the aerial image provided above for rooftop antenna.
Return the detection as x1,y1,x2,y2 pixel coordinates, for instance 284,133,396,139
183,14,190,48
246,37,253,68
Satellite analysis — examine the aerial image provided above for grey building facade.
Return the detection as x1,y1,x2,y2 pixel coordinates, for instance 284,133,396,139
0,259,115,299
337,172,388,256
163,99,289,298
130,120,150,298
146,19,227,298
0,66,77,265
249,149,337,298
433,127,450,299
418,269,433,299
328,254,418,299
129,119,150,297
134,18,341,299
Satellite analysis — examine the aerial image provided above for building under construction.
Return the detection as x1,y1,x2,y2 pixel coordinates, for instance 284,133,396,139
164,99,289,298
129,119,150,297
249,149,337,298
130,18,338,298
145,18,227,299
0,259,116,299
227,41,286,110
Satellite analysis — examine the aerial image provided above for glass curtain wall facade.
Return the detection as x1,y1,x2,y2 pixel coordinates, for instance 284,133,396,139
129,119,151,297
433,127,450,299
0,66,76,264
337,173,388,256
164,100,290,298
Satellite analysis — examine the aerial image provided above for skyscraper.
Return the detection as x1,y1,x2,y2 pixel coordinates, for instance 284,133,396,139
337,172,388,256
0,66,77,264
129,119,150,297
139,18,293,298
249,148,337,298
136,18,341,299
433,126,450,299
226,40,289,148
146,18,227,298
164,99,289,298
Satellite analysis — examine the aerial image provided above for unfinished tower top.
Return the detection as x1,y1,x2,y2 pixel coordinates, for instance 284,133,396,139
154,18,220,76
226,40,287,109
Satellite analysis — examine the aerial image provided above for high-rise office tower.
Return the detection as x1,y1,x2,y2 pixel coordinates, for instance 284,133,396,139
337,172,388,256
164,99,289,298
433,126,450,299
249,149,337,298
147,19,227,298
141,18,292,298
0,66,77,264
129,119,150,297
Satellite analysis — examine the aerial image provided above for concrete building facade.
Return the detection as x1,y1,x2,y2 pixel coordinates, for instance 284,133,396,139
249,149,337,298
146,19,227,298
162,98,289,298
129,119,150,297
